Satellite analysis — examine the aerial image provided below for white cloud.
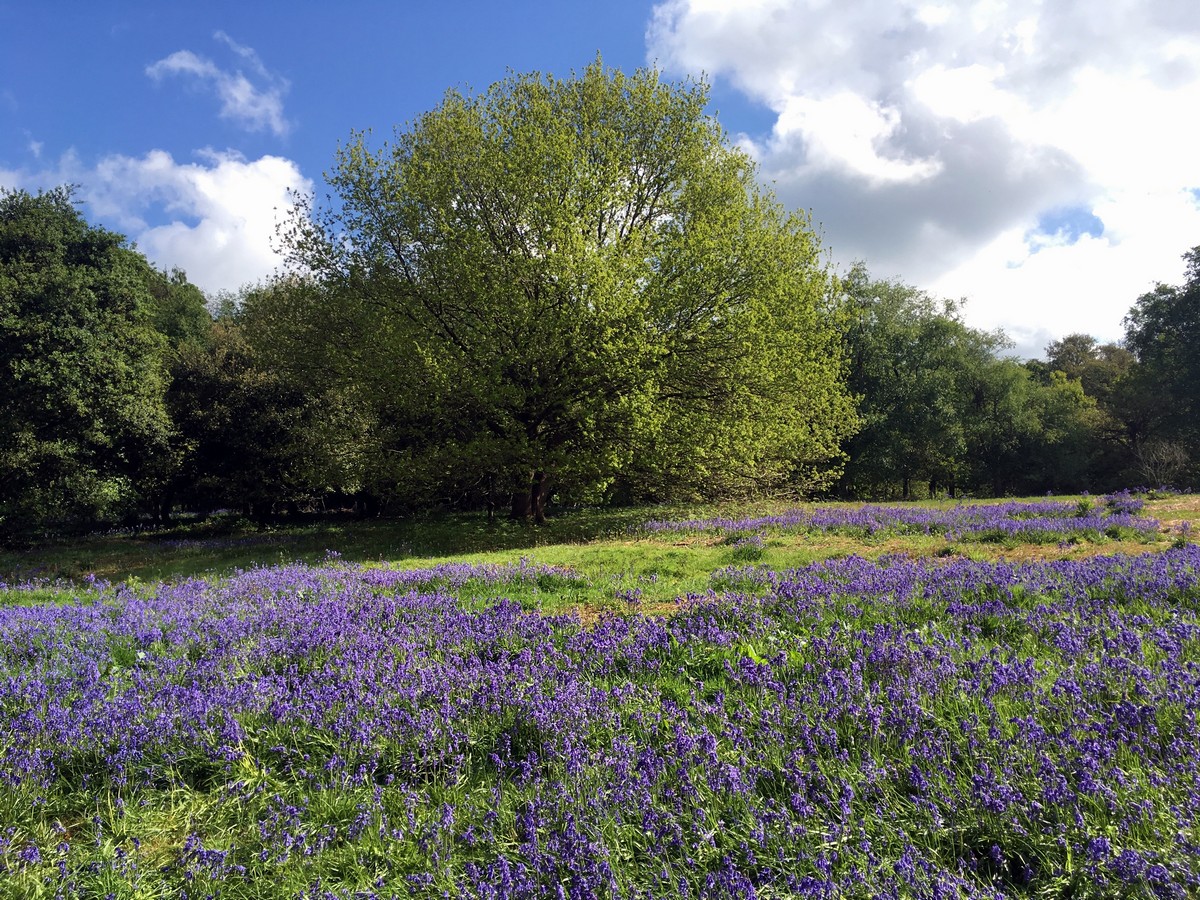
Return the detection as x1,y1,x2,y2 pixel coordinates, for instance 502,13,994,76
934,187,1200,358
649,0,1200,356
96,149,311,295
909,63,1017,124
763,92,942,185
6,31,306,297
147,33,291,137
3,149,312,296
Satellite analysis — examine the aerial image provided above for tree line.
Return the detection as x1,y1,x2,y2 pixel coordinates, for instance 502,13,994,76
837,258,1199,499
2,61,1197,542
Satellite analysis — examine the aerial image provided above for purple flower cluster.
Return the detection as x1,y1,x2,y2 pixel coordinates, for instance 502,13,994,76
645,496,1161,543
1,548,1198,896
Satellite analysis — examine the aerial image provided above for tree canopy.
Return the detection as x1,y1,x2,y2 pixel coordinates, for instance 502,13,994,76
1121,246,1200,482
0,186,173,539
6,74,1196,538
838,263,1102,498
280,59,856,519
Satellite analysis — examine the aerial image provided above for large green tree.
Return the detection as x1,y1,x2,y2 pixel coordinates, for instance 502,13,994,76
839,264,1102,498
0,186,172,539
839,265,997,498
1122,246,1200,482
282,60,855,520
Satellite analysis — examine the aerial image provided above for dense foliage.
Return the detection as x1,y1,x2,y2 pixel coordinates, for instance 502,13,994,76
1122,247,1200,482
163,320,316,518
2,67,1198,535
1,517,1198,897
0,187,173,539
277,59,856,518
839,264,1104,499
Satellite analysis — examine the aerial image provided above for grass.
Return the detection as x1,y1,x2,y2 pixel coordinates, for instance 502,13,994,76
1,502,702,584
3,491,1187,590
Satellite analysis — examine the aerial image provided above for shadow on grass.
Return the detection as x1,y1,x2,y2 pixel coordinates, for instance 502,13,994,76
0,505,668,584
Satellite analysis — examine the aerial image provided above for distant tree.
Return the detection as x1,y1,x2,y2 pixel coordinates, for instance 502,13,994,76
1045,333,1100,377
0,186,171,540
839,265,1002,498
962,360,1102,495
1022,371,1104,491
1123,246,1200,479
282,59,855,520
165,319,315,518
962,358,1037,496
840,264,1104,498
1033,333,1138,488
145,267,212,348
1133,438,1191,487
1042,333,1135,407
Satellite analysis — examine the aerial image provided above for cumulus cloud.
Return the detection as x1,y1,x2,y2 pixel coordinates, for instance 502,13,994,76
0,35,305,294
147,32,291,137
3,149,312,296
94,149,311,295
649,0,1200,356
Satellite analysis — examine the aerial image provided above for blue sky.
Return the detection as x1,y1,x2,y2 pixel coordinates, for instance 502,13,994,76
3,1,1199,358
2,2,681,174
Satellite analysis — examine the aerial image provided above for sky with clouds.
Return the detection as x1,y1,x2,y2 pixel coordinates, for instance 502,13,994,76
2,0,1197,358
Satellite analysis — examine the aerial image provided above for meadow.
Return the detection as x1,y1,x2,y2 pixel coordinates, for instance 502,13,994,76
1,492,1198,898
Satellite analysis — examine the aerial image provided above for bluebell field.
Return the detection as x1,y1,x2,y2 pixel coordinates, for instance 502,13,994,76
0,501,1197,897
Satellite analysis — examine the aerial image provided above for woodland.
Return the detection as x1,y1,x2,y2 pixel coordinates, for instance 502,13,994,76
2,61,1197,543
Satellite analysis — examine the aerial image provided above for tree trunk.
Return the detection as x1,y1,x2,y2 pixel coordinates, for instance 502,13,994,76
510,470,551,523
510,473,533,521
354,492,380,518
531,471,550,525
158,492,173,526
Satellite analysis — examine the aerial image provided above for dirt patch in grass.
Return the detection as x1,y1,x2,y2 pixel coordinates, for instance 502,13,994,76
570,599,682,627
979,540,1171,564
1149,494,1200,527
